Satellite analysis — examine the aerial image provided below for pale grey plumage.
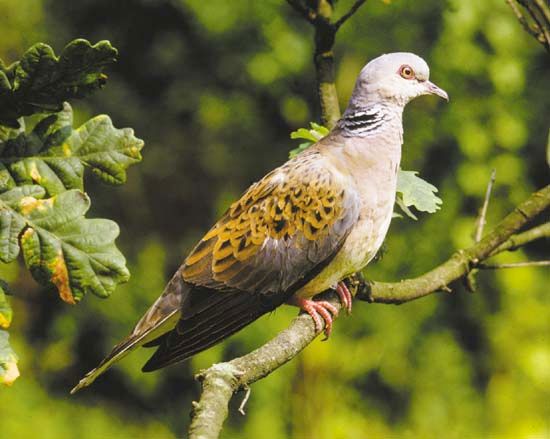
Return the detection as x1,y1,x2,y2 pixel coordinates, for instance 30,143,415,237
71,52,448,393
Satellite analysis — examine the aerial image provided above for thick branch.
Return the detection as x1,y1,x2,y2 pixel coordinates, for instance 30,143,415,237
187,185,549,439
188,294,335,439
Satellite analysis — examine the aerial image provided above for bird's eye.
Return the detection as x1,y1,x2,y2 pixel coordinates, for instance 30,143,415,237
399,65,415,80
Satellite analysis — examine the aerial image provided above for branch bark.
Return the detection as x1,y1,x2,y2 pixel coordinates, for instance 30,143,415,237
188,184,550,439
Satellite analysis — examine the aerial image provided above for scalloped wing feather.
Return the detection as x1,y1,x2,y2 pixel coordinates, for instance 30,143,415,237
182,150,359,296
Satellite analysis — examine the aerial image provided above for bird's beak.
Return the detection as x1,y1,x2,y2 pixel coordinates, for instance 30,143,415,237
425,81,449,101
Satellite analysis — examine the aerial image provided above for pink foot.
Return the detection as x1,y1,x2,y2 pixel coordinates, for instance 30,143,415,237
336,281,353,314
288,297,339,338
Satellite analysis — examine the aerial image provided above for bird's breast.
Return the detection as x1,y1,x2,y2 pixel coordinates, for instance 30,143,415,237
295,173,397,299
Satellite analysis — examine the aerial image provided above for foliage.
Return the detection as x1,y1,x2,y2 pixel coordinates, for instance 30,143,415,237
0,38,142,386
0,39,117,127
288,122,329,157
290,123,443,220
395,170,442,220
0,328,18,385
0,281,12,328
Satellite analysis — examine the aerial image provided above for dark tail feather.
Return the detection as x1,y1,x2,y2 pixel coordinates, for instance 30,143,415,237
142,290,280,372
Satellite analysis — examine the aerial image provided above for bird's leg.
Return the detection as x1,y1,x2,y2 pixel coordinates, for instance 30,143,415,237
336,281,353,315
287,296,339,339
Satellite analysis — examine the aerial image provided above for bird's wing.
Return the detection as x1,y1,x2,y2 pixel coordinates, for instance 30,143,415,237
141,150,360,370
71,150,359,392
182,151,358,296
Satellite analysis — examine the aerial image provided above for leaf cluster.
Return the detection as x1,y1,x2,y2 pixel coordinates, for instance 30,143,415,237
0,39,142,386
0,39,117,127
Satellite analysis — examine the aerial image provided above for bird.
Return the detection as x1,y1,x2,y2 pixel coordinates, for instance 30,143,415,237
71,52,448,393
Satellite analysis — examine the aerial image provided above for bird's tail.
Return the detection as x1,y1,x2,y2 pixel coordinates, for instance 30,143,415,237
70,270,187,394
141,287,284,372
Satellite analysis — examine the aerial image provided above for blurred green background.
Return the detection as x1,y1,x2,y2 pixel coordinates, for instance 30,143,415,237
1,0,549,437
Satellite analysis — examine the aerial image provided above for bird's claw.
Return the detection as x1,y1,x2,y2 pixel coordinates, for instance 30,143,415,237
288,280,353,339
296,298,339,339
336,281,353,314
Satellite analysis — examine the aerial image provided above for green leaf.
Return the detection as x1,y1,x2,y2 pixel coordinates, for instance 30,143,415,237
395,195,419,220
289,122,329,158
396,170,442,219
289,142,313,159
0,329,19,386
0,103,144,195
290,122,329,142
0,39,117,126
0,283,12,329
0,189,129,303
290,128,318,143
0,118,25,143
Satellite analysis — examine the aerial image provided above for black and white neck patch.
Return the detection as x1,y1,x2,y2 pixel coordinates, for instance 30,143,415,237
338,105,389,137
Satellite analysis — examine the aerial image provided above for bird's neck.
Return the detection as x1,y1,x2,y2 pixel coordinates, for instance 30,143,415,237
336,102,403,138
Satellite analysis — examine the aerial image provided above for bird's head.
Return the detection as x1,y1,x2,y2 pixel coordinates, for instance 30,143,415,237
351,52,448,107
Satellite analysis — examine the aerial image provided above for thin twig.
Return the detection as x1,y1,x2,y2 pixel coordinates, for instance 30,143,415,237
525,0,550,47
237,385,251,416
334,0,368,29
517,0,550,50
475,169,496,242
506,0,542,38
490,222,550,255
478,260,550,269
534,0,550,23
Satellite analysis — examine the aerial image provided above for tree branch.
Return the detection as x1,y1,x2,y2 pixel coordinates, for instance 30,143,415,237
187,184,550,439
490,221,550,255
474,169,496,242
334,0,368,29
477,260,550,269
507,0,550,52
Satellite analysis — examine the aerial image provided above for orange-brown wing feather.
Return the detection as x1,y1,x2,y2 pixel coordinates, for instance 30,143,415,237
181,149,359,296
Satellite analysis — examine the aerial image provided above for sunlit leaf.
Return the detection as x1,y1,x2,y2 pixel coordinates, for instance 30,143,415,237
0,330,18,386
0,103,144,195
289,122,330,158
289,142,312,159
0,39,117,127
395,194,419,220
396,170,442,218
0,189,129,303
0,283,12,329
